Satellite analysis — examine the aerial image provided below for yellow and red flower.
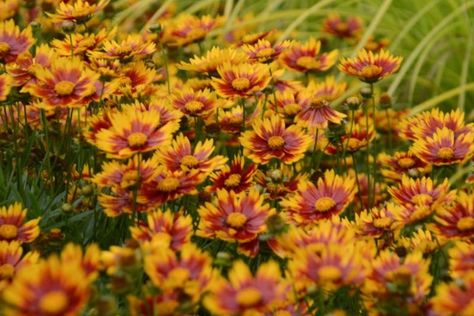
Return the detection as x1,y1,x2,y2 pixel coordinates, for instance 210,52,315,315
94,106,179,159
130,209,193,251
281,170,356,226
0,20,33,64
2,254,91,316
388,175,455,224
295,98,346,129
93,155,161,217
197,189,275,254
117,61,156,97
47,0,110,23
254,165,308,200
280,37,338,73
241,39,290,63
430,273,474,316
363,251,432,314
0,241,39,291
208,155,257,193
0,203,40,244
24,57,98,109
171,87,218,119
52,28,113,58
204,260,288,315
144,243,215,303
432,191,474,241
88,34,156,61
178,47,248,74
156,133,227,176
0,0,19,21
290,242,367,292
240,115,311,165
160,14,222,47
60,243,101,282
411,127,474,166
323,14,363,40
351,204,399,239
378,151,431,182
339,49,402,83
448,241,474,278
211,62,271,98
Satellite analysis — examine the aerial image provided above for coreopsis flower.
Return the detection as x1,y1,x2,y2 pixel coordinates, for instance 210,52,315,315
178,47,248,74
0,0,19,21
309,76,347,101
88,34,156,61
171,87,218,119
338,49,402,83
268,217,356,258
280,37,338,73
432,191,474,241
160,14,222,47
411,127,474,166
197,189,275,255
0,203,40,244
448,241,474,278
365,35,391,52
410,108,473,139
351,204,399,239
241,39,290,63
144,243,215,303
204,260,288,315
388,175,455,225
93,155,161,217
6,44,55,88
2,254,91,316
295,98,346,129
23,57,99,109
379,151,431,182
363,251,432,314
128,292,181,316
51,28,113,57
156,134,227,176
240,115,311,165
290,243,367,292
430,274,474,316
94,106,179,159
118,61,156,97
60,243,101,282
130,209,193,251
281,170,356,226
0,20,33,64
266,90,305,120
323,14,363,39
47,0,110,23
0,73,11,101
0,241,39,291
326,123,375,154
397,229,438,256
211,62,271,98
140,168,203,206
208,155,257,193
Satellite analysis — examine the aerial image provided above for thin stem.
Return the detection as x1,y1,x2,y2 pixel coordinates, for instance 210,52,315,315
370,83,377,208
351,153,364,210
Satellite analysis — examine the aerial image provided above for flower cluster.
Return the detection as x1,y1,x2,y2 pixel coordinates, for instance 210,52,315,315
0,2,472,316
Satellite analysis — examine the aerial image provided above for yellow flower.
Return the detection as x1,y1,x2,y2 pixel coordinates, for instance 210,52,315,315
47,0,110,23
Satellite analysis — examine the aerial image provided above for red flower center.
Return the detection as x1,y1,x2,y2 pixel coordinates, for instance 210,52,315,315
231,77,250,91
54,80,76,96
